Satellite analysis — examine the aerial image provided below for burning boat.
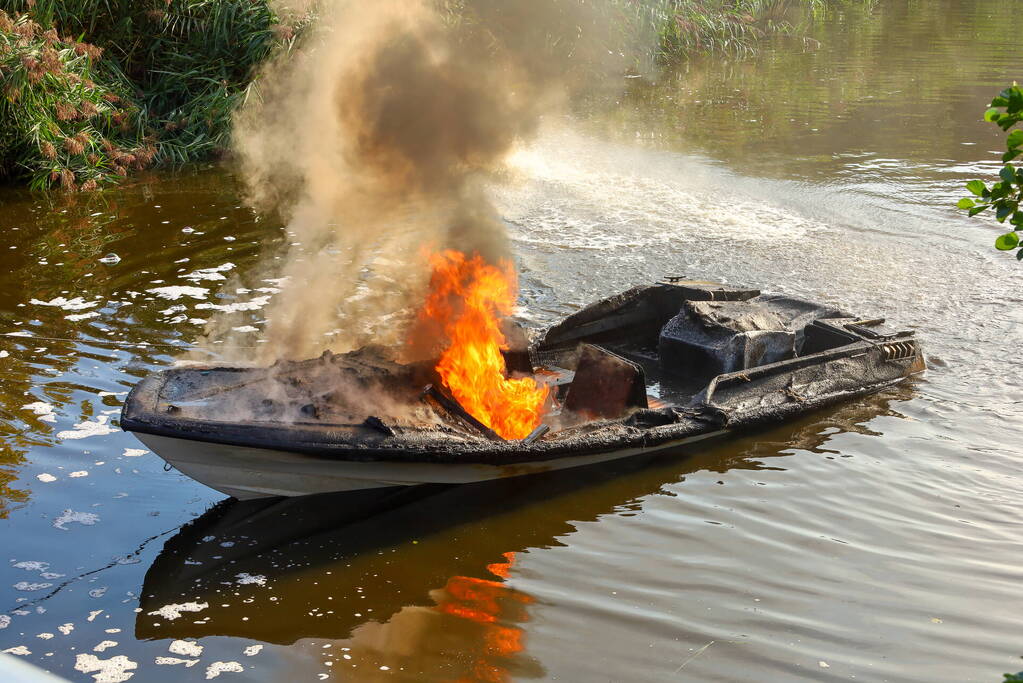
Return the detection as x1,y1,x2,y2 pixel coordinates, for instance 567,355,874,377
121,278,924,500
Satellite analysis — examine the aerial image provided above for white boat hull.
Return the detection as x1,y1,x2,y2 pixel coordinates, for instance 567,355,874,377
134,431,727,500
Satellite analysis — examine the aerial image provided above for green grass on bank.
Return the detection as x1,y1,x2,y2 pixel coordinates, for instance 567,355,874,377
617,0,822,61
0,0,302,190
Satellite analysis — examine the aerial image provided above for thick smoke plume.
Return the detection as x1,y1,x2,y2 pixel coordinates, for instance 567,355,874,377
207,0,613,363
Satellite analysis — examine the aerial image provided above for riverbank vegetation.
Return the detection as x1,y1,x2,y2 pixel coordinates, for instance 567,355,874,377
0,0,302,190
0,0,833,192
957,84,1023,261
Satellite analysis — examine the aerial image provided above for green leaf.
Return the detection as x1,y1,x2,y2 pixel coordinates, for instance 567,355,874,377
984,108,1002,123
1003,149,1022,163
957,198,975,209
995,232,1020,250
968,205,990,217
1000,165,1016,184
996,203,1015,221
1007,130,1023,149
1018,248,1023,261
1009,87,1023,112
966,179,986,196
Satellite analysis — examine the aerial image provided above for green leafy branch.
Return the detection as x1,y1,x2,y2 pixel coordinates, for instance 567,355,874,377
957,84,1023,260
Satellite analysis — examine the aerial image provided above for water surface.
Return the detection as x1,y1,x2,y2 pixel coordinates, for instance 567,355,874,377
2,1,1022,681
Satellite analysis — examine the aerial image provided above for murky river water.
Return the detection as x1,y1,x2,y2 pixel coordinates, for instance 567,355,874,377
2,1,1021,681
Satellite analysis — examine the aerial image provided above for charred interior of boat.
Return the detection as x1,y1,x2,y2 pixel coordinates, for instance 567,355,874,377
138,280,921,445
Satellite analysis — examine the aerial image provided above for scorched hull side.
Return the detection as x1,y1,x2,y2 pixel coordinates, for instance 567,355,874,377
132,430,727,500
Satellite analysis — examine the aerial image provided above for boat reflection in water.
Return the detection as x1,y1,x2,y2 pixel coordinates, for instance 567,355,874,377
135,386,913,680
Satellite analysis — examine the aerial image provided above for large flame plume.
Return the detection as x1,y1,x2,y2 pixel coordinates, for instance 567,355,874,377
418,250,548,440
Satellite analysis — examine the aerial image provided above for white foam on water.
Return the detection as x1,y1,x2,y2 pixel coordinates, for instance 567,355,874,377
57,415,116,440
156,657,199,667
12,561,49,571
169,640,203,657
37,633,53,639
148,601,209,621
122,449,148,457
94,640,118,652
75,653,137,683
54,510,100,530
206,661,244,679
29,296,101,311
69,471,89,478
231,325,259,333
13,581,53,591
183,263,236,282
235,573,266,586
147,286,210,301
22,402,57,423
2,645,30,655
66,312,101,322
87,611,104,622
0,615,11,629
243,644,263,657
195,295,271,313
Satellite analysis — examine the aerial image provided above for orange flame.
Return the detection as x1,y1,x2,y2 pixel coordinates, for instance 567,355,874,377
419,250,548,440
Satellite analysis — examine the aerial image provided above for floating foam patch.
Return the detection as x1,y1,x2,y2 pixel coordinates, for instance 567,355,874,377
147,286,210,301
57,415,116,440
29,296,101,311
169,640,203,657
94,640,118,652
195,296,271,313
148,602,209,621
156,657,199,667
66,311,101,322
235,573,267,587
22,401,57,423
54,510,100,530
75,653,137,683
122,449,148,457
12,560,48,571
37,473,57,482
183,263,236,282
206,661,244,679
13,581,53,591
